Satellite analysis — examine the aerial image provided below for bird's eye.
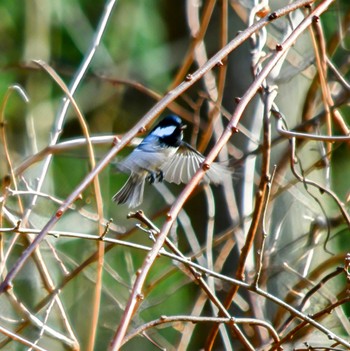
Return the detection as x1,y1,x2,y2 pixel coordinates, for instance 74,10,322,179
152,125,177,137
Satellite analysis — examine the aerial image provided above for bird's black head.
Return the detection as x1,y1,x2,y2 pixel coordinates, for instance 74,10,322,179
152,115,185,147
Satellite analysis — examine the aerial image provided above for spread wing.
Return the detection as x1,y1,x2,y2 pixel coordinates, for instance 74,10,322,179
161,142,231,185
117,135,177,173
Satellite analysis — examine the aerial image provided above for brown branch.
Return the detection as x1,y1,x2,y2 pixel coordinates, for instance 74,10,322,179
122,315,280,347
1,0,303,296
170,0,217,89
206,86,276,349
109,1,335,349
2,222,350,349
127,210,255,350
277,295,350,348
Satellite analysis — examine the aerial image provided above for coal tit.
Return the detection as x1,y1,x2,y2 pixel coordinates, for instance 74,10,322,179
112,115,228,208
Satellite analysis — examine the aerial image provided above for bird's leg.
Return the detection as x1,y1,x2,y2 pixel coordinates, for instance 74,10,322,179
147,170,163,184
157,170,164,182
147,172,156,184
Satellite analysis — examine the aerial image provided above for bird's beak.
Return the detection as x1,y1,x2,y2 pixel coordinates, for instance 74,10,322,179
181,124,187,130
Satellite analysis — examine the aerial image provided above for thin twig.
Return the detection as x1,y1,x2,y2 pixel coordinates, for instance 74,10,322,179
109,2,335,349
127,210,254,349
122,315,280,347
171,0,217,89
308,8,333,155
207,85,277,348
277,295,350,349
1,0,313,294
14,135,118,176
289,137,350,232
0,324,49,351
275,114,350,141
254,166,277,288
1,224,349,349
280,266,344,331
32,60,105,351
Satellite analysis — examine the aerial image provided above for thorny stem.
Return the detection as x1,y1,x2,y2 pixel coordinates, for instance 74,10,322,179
64,3,120,349
111,0,316,350
275,115,350,141
171,0,217,89
0,87,80,349
1,223,350,349
127,211,255,350
308,7,333,160
110,2,337,349
206,86,276,349
0,0,117,289
122,315,280,347
254,165,277,289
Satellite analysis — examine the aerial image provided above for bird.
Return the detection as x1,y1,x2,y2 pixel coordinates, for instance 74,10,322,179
112,115,229,208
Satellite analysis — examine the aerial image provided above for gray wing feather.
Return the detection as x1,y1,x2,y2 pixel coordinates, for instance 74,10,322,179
162,143,230,185
117,136,177,174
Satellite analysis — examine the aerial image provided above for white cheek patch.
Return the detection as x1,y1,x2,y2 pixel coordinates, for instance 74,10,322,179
152,125,177,137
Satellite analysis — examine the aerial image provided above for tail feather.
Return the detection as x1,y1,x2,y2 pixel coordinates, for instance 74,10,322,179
112,173,146,208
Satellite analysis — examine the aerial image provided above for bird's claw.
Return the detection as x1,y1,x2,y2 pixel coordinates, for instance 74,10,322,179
148,173,156,184
157,170,164,182
147,170,163,184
